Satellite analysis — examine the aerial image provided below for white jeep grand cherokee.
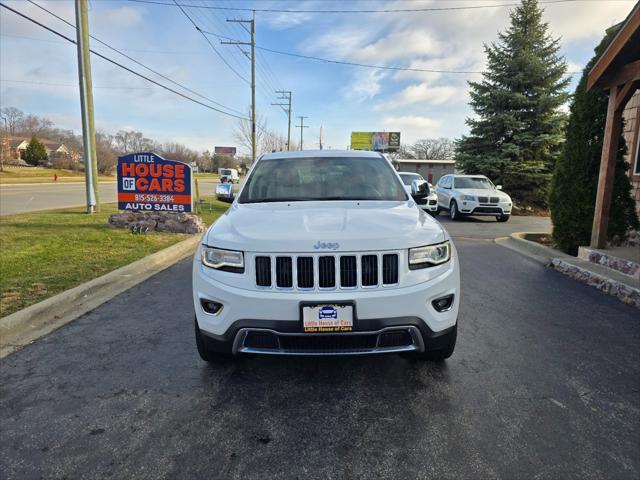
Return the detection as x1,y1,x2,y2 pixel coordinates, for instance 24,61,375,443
192,150,459,361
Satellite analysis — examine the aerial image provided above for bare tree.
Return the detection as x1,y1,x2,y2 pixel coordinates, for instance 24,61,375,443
113,130,157,153
95,131,118,175
0,107,24,134
233,109,266,156
410,138,455,160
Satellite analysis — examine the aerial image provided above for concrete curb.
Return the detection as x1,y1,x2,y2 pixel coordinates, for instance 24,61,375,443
495,232,569,264
0,235,201,359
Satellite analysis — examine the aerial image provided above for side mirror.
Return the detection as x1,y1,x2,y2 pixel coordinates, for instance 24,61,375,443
216,183,235,203
496,185,503,190
411,179,429,199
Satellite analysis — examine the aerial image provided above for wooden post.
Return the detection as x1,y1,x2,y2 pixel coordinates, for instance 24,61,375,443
590,85,623,248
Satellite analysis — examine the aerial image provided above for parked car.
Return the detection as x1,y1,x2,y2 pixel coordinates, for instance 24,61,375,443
194,150,459,362
435,174,512,222
398,172,438,215
219,168,239,184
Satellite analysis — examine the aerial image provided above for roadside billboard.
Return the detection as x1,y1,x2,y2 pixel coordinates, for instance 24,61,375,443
351,132,401,152
117,152,192,213
214,146,237,156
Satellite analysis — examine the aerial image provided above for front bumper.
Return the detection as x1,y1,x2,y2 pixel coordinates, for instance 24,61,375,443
193,249,459,355
459,200,511,216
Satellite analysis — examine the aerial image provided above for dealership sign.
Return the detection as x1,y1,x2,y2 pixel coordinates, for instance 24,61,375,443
351,132,401,152
214,146,237,156
117,152,192,212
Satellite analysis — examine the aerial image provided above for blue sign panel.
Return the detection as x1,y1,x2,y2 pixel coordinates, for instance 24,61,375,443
117,152,192,212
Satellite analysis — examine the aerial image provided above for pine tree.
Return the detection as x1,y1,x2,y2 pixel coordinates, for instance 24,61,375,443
549,31,639,255
456,0,569,208
23,135,48,166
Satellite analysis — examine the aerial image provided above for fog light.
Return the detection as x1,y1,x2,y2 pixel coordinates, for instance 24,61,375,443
201,299,223,315
432,294,454,312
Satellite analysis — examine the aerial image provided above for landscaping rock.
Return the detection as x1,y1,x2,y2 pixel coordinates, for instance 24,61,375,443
550,258,640,309
108,211,206,234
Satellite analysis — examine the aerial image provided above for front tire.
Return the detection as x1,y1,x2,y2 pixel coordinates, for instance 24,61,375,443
496,214,510,222
404,324,457,362
195,318,234,363
429,208,439,217
450,200,460,221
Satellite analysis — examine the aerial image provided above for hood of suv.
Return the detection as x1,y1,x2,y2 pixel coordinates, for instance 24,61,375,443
205,201,447,252
456,188,510,200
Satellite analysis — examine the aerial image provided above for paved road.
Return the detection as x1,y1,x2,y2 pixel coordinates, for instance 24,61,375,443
0,180,221,215
436,213,551,238
1,237,637,478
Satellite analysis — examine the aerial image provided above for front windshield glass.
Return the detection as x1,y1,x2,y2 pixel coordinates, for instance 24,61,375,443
239,156,408,203
399,173,423,186
454,177,494,189
220,169,232,175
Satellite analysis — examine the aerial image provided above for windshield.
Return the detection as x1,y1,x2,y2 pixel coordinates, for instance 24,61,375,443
399,173,423,186
239,156,408,203
454,177,494,190
220,169,232,175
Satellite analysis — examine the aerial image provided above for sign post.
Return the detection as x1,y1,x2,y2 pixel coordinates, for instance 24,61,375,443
117,152,192,213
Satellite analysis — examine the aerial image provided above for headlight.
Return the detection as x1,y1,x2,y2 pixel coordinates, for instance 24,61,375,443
409,241,451,269
201,246,244,272
463,195,476,201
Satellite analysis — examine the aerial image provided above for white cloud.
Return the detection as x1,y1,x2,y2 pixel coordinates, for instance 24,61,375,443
382,115,442,143
378,83,465,109
342,69,386,102
96,6,143,28
355,30,444,63
546,1,633,42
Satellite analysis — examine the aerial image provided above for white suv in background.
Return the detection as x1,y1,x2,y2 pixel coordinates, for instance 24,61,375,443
193,150,460,362
398,172,438,215
435,174,513,222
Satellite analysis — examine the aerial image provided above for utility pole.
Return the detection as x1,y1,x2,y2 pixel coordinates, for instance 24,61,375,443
75,0,99,213
295,116,308,150
223,11,256,162
272,90,292,150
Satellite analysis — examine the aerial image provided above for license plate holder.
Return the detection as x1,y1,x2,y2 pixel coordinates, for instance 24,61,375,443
300,302,355,333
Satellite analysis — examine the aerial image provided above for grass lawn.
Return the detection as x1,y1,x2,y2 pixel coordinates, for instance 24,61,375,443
0,168,115,184
0,198,228,317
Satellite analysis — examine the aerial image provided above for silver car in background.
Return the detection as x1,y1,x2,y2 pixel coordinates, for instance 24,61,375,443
435,174,513,222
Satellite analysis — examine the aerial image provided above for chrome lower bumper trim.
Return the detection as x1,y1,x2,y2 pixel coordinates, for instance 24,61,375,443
232,325,424,356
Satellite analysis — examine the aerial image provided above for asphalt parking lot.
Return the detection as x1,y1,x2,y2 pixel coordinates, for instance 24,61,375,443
1,218,638,479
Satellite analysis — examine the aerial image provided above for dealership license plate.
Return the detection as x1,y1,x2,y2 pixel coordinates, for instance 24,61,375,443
302,304,354,333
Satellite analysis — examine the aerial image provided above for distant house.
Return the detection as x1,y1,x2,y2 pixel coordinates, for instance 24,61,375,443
394,159,456,185
7,136,74,162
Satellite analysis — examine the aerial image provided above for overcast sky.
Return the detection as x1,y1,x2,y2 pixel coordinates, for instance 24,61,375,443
0,0,635,154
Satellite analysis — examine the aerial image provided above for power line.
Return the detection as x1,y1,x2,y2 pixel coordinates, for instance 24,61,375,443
1,78,155,89
172,0,250,85
126,0,588,14
200,30,581,76
25,0,246,116
0,2,249,120
189,1,252,82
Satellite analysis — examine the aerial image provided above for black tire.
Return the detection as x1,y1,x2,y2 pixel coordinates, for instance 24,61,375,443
195,318,234,363
449,200,460,221
496,214,510,222
429,208,439,217
404,324,457,362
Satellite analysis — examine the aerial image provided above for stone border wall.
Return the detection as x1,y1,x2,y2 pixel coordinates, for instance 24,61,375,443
550,258,640,309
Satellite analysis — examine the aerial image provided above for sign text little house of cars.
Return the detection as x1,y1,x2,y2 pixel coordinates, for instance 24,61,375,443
117,152,193,212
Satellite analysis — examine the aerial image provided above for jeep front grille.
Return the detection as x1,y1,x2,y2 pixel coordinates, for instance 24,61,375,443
254,253,399,290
